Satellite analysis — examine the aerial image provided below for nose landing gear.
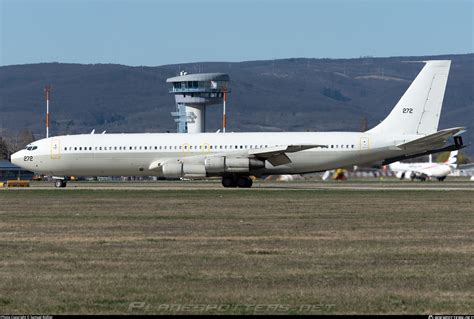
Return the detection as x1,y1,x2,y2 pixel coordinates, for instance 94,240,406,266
54,179,67,188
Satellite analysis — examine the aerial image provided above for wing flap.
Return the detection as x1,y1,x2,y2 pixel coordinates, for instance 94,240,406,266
249,144,326,166
249,144,325,158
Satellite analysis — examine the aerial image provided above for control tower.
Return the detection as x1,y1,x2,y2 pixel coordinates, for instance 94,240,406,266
167,72,230,133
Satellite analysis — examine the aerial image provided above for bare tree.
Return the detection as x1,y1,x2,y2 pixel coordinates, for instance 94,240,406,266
19,129,35,146
0,137,10,160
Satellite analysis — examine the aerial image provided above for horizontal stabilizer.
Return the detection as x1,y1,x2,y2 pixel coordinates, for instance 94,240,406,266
396,127,466,152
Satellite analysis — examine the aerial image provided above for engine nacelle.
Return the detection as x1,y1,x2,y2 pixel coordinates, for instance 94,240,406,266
161,163,183,178
204,157,265,174
161,163,206,179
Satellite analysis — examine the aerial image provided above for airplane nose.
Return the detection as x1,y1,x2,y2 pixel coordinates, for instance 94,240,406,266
10,151,22,166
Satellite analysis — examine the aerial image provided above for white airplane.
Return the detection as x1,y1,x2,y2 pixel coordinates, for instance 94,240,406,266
389,151,458,181
11,60,466,188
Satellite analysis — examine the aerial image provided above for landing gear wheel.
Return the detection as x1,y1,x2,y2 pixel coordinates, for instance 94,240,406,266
222,176,237,188
55,179,67,188
237,176,253,188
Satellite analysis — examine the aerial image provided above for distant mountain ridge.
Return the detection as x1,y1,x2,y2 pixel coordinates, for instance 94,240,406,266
0,54,472,155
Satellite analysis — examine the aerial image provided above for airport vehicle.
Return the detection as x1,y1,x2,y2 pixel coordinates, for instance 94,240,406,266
389,151,458,181
11,60,466,188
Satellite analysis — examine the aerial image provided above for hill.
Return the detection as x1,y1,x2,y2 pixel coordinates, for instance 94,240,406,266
0,54,472,155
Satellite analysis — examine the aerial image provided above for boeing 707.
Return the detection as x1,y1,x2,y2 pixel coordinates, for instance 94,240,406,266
11,60,466,188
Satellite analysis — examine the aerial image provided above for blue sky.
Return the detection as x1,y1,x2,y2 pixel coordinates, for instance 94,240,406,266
1,0,472,66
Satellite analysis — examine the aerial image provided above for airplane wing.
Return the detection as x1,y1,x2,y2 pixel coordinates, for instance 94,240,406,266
396,127,466,152
148,144,326,170
248,144,327,166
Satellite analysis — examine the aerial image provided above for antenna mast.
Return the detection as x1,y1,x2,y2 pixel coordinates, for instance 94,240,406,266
44,85,52,138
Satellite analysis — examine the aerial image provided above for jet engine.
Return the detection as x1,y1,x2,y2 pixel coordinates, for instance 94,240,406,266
160,157,265,179
161,163,206,179
204,156,265,174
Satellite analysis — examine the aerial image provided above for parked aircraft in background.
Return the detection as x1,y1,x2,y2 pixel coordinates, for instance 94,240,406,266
389,151,458,181
11,60,466,188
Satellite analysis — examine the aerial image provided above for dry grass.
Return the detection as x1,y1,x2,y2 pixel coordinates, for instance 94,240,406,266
0,187,473,314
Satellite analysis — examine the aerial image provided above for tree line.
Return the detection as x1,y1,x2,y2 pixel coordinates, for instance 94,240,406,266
0,129,36,160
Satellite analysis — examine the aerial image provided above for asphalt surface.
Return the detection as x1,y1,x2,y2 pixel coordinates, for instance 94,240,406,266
4,178,473,191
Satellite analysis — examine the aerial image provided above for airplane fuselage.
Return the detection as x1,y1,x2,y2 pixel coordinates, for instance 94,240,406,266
12,131,413,177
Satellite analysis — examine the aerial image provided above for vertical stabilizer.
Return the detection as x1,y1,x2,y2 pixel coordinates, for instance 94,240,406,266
368,60,451,136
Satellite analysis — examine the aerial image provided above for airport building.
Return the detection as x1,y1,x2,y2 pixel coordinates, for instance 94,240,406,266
0,160,33,181
167,72,230,133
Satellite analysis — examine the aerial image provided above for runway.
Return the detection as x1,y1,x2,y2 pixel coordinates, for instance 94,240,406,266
6,178,473,191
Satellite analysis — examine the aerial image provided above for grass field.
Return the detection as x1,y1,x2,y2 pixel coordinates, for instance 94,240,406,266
0,185,473,314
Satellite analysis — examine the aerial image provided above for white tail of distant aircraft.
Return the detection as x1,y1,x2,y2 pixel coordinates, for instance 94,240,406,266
11,60,466,187
389,150,459,181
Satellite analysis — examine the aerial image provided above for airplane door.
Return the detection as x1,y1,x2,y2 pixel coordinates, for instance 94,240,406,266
360,137,369,150
51,139,61,159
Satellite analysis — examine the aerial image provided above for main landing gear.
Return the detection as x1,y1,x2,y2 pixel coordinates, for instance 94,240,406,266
221,175,253,188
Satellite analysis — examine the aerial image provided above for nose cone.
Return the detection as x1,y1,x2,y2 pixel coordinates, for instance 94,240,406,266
10,151,23,167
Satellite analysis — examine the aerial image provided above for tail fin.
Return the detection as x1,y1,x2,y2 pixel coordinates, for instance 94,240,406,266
445,150,458,167
367,60,451,136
